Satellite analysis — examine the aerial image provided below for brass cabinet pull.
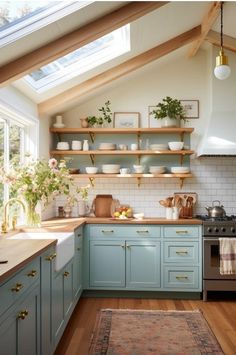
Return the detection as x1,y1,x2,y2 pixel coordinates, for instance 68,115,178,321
45,253,57,261
136,230,149,234
63,271,70,277
77,247,81,251
17,310,28,320
175,230,188,234
27,269,37,277
11,283,23,292
102,230,114,233
121,245,125,248
175,276,188,280
126,244,131,248
175,250,188,254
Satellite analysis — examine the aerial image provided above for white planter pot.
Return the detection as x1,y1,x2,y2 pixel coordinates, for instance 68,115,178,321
161,117,179,128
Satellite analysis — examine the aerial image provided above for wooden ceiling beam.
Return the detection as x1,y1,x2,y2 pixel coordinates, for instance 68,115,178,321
206,29,236,53
38,25,201,115
188,1,221,57
0,1,168,87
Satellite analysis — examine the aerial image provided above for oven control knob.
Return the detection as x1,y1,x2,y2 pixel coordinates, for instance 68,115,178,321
207,227,212,233
231,227,236,233
214,227,219,233
221,227,226,232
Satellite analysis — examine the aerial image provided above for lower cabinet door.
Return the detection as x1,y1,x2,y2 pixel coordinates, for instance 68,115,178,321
90,240,126,287
0,284,40,355
126,241,161,288
52,260,74,346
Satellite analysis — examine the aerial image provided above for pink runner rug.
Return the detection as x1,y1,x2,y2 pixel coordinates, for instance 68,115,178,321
89,309,224,354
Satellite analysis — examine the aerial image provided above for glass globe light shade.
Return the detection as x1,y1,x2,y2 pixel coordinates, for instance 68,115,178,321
214,64,231,80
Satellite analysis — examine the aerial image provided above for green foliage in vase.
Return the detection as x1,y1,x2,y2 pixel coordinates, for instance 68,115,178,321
87,101,112,127
151,96,187,121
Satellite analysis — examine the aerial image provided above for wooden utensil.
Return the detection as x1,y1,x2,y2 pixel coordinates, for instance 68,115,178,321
159,200,168,207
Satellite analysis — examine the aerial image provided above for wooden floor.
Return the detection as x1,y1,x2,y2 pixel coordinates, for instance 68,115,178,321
55,296,236,355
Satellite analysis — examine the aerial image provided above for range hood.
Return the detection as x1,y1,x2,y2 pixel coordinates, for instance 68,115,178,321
197,111,236,156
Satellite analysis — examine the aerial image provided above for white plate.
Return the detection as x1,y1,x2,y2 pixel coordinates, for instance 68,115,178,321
56,147,70,150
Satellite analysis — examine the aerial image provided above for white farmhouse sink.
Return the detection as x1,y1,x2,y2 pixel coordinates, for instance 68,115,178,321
9,232,75,271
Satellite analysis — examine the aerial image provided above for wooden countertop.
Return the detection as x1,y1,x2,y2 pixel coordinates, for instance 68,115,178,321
0,239,56,284
0,217,202,283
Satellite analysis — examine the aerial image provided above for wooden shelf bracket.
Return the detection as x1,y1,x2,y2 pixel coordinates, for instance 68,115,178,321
89,154,95,165
89,177,95,187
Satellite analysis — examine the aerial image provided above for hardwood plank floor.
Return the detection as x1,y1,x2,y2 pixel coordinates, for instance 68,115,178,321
55,296,236,355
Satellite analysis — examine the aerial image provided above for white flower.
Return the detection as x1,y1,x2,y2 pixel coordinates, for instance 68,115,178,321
48,158,58,169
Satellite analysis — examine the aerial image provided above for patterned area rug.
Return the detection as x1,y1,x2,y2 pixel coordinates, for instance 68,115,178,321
89,309,224,354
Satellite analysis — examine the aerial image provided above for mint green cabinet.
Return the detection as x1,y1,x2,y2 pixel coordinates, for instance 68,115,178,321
90,240,126,287
0,271,40,355
126,241,161,288
73,227,83,299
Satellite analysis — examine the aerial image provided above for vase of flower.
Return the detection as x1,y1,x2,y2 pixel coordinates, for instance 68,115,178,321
25,200,41,227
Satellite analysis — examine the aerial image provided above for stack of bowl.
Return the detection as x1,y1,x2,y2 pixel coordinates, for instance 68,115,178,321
171,166,190,174
102,164,120,174
149,166,166,174
99,143,116,150
168,142,184,151
57,142,69,150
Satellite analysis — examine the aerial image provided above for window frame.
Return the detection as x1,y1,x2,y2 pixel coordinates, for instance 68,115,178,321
0,1,93,47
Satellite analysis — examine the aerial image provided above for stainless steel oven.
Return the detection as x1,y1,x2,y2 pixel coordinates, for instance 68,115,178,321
201,217,236,301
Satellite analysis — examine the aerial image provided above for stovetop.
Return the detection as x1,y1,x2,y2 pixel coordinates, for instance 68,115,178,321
197,215,236,237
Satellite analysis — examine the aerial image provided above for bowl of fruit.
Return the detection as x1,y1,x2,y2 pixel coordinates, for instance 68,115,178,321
113,206,133,219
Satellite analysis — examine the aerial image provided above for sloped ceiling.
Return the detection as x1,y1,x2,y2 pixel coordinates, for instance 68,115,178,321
4,1,236,114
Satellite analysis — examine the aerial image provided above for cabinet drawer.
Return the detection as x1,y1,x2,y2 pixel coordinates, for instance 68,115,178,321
0,258,40,317
163,266,199,289
89,225,160,238
163,241,199,264
163,226,200,238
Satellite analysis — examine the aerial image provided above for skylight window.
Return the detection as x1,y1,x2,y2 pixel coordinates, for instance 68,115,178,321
24,24,130,93
0,1,92,46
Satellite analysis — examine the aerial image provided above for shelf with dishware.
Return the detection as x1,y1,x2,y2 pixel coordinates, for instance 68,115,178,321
50,127,194,187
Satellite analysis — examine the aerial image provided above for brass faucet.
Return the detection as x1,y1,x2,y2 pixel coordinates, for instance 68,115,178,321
1,198,25,233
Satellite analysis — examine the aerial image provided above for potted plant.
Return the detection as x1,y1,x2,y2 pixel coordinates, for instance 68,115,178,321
87,101,112,127
150,96,186,127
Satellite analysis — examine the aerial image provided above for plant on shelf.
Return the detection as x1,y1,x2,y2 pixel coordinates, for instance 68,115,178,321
87,100,112,127
150,96,187,127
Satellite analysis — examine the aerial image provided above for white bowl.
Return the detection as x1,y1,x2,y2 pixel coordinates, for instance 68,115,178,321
133,213,144,220
149,166,166,174
102,164,120,169
168,142,184,151
85,167,98,174
171,167,190,173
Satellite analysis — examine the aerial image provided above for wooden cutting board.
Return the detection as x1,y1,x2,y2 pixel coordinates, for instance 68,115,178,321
93,195,113,217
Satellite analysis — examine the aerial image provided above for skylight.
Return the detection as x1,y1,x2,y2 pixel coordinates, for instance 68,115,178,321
0,1,92,47
24,24,130,93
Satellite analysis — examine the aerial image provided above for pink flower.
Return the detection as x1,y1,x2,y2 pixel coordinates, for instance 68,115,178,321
48,158,58,169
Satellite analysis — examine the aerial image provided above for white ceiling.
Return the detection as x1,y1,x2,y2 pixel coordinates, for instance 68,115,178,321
3,1,236,111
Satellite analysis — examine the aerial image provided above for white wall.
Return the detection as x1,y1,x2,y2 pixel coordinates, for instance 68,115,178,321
53,46,236,218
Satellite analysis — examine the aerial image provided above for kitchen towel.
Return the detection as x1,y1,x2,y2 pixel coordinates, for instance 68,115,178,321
219,238,236,274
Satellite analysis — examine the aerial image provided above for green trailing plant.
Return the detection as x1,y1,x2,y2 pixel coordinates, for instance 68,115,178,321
151,96,187,122
87,101,112,127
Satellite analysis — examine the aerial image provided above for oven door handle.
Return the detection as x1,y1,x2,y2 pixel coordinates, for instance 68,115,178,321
204,238,219,242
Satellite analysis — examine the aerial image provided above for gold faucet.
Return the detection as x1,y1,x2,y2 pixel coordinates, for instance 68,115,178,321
1,198,25,233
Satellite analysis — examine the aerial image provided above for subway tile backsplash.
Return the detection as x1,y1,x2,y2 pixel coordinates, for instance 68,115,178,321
47,157,236,219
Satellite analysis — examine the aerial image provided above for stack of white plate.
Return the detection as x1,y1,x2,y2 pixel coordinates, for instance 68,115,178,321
99,143,116,150
102,164,120,174
57,142,69,150
171,167,190,174
150,144,168,151
149,166,166,174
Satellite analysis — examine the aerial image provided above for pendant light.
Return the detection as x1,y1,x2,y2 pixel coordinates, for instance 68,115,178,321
214,3,231,80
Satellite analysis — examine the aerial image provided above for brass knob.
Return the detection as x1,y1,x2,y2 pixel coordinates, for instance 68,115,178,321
126,244,131,248
121,245,125,248
63,271,70,277
45,253,57,261
77,247,81,251
11,283,23,292
17,310,29,320
77,234,82,237
27,270,37,277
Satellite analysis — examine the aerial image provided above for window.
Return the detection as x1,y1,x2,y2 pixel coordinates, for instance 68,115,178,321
0,103,38,223
24,24,130,92
0,1,92,46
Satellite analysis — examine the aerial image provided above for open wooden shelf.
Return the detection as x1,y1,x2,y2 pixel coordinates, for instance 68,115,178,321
50,127,194,134
50,149,194,156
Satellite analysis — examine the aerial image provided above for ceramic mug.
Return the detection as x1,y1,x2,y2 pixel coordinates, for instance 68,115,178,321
131,143,138,151
120,168,130,174
133,165,144,173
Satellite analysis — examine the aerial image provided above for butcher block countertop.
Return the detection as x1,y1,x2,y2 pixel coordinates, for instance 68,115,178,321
0,239,56,283
0,217,202,283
